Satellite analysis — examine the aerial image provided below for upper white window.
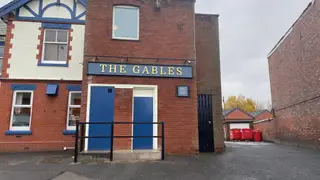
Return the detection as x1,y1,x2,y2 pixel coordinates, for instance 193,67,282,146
0,45,3,75
10,91,33,131
42,29,69,64
113,6,140,40
67,91,81,130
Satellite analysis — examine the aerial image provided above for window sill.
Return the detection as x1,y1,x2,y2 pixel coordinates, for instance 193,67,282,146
111,37,140,42
5,130,32,135
63,130,76,135
37,62,69,67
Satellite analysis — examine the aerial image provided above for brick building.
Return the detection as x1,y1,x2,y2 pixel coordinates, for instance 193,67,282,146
251,110,274,142
0,0,224,154
223,108,254,140
267,0,320,149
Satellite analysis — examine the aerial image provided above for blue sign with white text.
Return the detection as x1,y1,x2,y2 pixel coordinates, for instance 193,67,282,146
87,63,193,78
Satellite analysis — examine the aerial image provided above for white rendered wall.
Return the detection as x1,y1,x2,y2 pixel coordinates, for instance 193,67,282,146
229,123,250,130
76,2,86,20
19,0,39,17
42,0,56,8
19,7,34,17
42,5,72,19
7,21,84,80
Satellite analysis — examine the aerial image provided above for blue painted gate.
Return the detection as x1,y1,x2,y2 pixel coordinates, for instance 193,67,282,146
88,86,115,150
133,97,153,149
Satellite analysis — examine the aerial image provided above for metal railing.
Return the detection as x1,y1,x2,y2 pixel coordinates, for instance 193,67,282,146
74,121,165,163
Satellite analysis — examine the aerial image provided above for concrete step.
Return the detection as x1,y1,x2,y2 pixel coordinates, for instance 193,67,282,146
78,149,161,162
114,150,161,161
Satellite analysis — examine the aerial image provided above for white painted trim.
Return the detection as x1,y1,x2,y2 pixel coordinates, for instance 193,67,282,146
66,91,81,131
9,91,34,131
85,83,158,151
132,88,158,150
41,29,69,64
112,5,140,41
0,45,3,76
153,87,158,150
85,85,91,151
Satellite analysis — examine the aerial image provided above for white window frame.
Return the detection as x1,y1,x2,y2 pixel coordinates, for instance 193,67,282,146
112,5,140,40
41,29,69,64
0,44,4,75
66,91,81,130
10,91,34,131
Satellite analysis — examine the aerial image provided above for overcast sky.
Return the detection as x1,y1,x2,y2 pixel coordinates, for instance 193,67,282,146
0,0,312,105
195,0,311,105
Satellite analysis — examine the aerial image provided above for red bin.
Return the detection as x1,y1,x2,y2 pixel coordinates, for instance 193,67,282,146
241,128,253,141
253,130,262,142
230,129,242,141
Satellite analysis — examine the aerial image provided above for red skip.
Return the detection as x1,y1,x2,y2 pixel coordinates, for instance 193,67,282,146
241,128,253,141
230,129,242,141
253,130,262,142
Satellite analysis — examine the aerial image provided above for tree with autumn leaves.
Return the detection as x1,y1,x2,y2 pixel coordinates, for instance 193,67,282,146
223,95,265,112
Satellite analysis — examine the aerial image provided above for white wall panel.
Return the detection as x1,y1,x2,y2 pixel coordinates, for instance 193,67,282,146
19,7,34,17
8,21,84,81
229,123,250,130
42,0,56,8
42,6,72,19
27,0,39,14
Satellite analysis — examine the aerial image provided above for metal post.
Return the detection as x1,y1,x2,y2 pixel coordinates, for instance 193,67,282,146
74,121,79,163
110,122,114,161
161,122,165,160
80,123,85,152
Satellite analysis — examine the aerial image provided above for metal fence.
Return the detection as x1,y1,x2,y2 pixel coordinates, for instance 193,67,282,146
74,121,165,163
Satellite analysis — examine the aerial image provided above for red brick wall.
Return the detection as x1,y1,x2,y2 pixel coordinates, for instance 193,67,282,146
225,109,253,120
81,76,198,154
81,0,198,154
254,120,276,142
114,88,133,150
253,111,275,142
195,14,224,152
0,80,81,152
84,0,196,59
268,1,320,149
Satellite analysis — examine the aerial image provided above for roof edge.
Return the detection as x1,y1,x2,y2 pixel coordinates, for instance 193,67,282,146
195,13,219,17
267,1,314,58
0,0,32,18
223,108,255,119
0,0,87,19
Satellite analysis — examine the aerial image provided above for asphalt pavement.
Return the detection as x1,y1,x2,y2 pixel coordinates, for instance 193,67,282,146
0,142,319,180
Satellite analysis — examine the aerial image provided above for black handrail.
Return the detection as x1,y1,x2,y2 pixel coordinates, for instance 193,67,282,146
74,121,165,163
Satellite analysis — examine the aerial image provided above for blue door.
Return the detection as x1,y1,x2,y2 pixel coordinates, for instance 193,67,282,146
88,86,115,150
133,97,153,149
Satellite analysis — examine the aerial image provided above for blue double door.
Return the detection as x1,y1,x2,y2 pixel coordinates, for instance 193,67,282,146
87,86,154,151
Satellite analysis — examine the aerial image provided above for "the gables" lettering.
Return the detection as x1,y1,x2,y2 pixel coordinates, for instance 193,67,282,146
87,63,193,78
99,64,183,76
